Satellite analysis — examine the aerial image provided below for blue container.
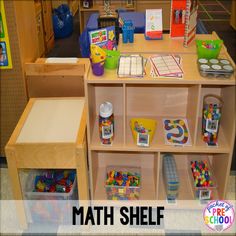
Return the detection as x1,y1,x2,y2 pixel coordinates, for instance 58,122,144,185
53,4,73,39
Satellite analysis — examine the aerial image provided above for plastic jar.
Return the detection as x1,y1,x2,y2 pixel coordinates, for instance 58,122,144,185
202,95,223,146
99,102,114,145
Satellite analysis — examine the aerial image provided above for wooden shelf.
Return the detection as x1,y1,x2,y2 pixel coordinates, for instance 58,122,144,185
90,115,124,149
94,167,156,200
91,151,157,200
159,169,194,200
85,33,236,202
158,154,219,201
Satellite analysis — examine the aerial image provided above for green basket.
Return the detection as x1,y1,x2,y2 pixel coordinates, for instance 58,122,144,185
196,39,223,59
104,50,120,69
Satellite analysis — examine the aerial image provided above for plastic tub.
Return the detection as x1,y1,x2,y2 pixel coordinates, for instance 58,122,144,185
105,166,141,200
24,170,78,200
196,39,223,59
24,170,78,224
188,156,217,200
104,50,120,69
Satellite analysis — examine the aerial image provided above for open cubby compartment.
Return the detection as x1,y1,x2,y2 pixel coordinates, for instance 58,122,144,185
158,152,230,200
89,151,158,200
86,83,125,148
196,85,235,151
125,84,200,148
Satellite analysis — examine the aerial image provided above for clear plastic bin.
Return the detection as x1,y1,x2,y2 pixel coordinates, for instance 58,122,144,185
188,157,217,200
24,170,78,200
24,170,78,224
105,166,141,200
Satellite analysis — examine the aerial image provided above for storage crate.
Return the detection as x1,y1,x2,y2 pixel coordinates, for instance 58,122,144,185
188,157,217,200
105,166,141,200
24,170,78,200
24,170,78,224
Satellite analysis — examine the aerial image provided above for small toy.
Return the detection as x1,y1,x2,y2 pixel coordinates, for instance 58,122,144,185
202,95,223,146
163,118,191,146
190,159,216,200
99,102,114,145
122,20,134,44
33,170,76,193
105,168,141,200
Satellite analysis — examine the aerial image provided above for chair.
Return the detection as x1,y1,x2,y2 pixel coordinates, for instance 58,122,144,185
97,13,120,44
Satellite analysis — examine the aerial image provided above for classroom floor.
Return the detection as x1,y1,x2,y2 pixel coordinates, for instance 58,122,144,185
0,167,235,235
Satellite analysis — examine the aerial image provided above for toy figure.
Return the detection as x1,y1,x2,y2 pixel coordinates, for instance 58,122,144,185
122,20,134,43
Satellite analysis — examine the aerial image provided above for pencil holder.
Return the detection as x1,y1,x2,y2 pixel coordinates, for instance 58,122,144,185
104,50,120,69
202,94,223,146
91,60,105,76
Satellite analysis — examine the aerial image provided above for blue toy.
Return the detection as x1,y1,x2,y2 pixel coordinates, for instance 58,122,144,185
122,20,134,44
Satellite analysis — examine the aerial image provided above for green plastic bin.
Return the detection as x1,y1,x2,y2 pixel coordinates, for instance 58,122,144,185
104,50,120,69
196,39,223,59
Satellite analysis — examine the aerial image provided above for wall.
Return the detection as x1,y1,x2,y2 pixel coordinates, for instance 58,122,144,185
0,1,39,156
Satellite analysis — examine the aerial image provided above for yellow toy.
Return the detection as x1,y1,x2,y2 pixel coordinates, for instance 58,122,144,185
130,118,157,147
90,44,106,63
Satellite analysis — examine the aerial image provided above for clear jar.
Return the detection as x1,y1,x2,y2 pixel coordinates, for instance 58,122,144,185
99,102,114,145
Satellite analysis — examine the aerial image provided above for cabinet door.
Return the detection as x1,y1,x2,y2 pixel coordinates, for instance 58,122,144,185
41,0,54,43
36,12,45,57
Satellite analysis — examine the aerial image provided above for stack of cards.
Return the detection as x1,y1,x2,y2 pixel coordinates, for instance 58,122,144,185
150,55,183,78
163,154,179,201
118,55,144,78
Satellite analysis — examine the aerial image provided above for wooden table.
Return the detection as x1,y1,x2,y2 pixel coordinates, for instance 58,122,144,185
118,32,228,54
5,97,89,227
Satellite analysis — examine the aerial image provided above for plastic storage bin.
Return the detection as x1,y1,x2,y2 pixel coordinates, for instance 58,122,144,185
105,166,141,200
24,170,78,200
196,39,223,59
24,170,78,224
188,157,217,201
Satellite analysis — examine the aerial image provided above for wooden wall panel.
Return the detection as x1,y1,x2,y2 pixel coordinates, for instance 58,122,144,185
1,1,39,156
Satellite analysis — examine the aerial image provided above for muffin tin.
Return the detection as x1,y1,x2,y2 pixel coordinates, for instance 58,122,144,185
198,58,234,78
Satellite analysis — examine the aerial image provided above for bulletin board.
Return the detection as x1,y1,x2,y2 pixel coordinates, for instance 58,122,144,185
0,0,13,69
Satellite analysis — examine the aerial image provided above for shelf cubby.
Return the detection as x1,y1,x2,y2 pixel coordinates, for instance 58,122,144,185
158,152,226,201
196,85,235,152
90,151,158,200
87,83,125,149
125,84,200,149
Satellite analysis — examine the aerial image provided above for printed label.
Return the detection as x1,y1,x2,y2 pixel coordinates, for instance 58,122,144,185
206,119,218,133
102,124,113,139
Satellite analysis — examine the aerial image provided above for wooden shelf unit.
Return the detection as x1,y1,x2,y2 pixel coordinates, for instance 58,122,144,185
85,33,236,202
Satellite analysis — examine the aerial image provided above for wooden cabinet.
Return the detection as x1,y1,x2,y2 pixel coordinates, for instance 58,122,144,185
85,33,235,201
35,3,45,57
5,97,89,227
79,0,137,32
79,0,171,33
41,0,54,53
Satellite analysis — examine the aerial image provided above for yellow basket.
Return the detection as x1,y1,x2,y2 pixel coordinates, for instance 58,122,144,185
130,118,157,146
